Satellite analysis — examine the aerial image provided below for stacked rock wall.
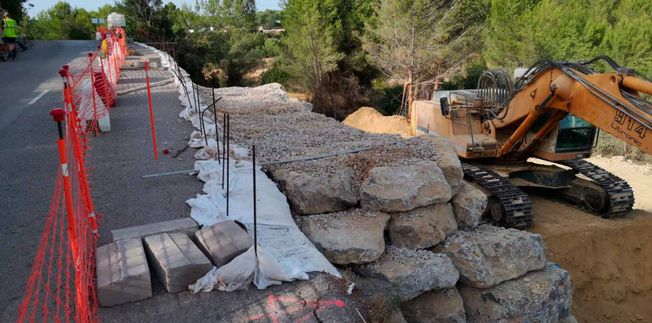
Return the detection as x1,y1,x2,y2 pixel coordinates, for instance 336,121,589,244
196,84,574,322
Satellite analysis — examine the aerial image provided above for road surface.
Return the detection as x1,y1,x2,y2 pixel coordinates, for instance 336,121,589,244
0,40,98,316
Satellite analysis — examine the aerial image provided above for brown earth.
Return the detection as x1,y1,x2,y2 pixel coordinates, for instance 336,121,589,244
530,199,652,323
343,107,413,138
530,155,652,323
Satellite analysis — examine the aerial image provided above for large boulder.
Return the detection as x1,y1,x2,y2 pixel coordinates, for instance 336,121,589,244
360,161,452,212
301,209,390,265
388,203,457,249
274,167,358,215
353,277,409,323
435,225,547,288
460,263,573,323
356,246,459,302
451,182,487,228
413,136,464,195
401,288,466,323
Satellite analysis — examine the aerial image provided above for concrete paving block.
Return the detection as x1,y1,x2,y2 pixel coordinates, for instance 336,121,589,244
112,218,198,241
195,221,253,267
143,232,213,293
96,238,152,307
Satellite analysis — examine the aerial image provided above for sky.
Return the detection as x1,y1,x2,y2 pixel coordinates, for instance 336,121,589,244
27,0,281,17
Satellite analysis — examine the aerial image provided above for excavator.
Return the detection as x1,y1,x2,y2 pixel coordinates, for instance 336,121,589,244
410,56,652,228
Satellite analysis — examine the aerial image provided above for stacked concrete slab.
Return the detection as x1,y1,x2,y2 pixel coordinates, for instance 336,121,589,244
195,221,253,266
143,232,213,293
96,238,152,307
98,218,254,306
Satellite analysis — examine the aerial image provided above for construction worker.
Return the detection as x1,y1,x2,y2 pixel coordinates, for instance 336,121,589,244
2,12,18,60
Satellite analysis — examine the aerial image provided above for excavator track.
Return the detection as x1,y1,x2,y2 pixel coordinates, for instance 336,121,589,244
558,159,635,217
462,163,534,229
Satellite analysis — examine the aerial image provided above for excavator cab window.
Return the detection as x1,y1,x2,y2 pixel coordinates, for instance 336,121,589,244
555,115,596,152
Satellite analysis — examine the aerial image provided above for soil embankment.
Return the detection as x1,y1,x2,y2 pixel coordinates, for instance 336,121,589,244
531,198,652,323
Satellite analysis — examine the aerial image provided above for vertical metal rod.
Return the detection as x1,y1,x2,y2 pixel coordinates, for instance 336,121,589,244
213,88,220,162
194,83,200,115
252,145,257,257
222,113,226,189
226,114,230,217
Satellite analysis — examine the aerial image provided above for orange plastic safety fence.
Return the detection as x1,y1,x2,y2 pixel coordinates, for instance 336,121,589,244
17,27,128,323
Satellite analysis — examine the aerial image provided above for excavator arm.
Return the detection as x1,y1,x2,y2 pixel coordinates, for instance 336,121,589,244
493,60,652,157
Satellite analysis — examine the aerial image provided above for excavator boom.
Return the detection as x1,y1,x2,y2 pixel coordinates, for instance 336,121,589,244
495,61,652,156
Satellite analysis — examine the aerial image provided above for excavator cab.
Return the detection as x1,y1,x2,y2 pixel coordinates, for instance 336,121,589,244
531,114,597,161
555,115,596,152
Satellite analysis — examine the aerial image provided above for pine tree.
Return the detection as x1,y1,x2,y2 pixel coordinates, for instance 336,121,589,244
280,0,344,90
483,0,538,69
601,0,652,75
364,0,487,100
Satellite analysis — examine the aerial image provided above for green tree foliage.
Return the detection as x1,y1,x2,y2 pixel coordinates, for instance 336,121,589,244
600,0,652,75
280,0,344,90
204,0,256,30
26,1,95,40
484,0,652,75
483,0,538,69
256,9,281,28
117,0,174,41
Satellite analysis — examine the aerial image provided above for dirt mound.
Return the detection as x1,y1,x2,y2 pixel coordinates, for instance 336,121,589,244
531,197,652,323
343,107,413,138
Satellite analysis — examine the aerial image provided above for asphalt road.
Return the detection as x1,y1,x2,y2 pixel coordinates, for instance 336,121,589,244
0,40,99,316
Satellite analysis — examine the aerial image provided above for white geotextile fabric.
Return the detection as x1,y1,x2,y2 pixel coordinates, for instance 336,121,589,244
186,159,340,291
138,42,341,291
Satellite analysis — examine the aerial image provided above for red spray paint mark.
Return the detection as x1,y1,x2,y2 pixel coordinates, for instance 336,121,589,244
247,293,347,322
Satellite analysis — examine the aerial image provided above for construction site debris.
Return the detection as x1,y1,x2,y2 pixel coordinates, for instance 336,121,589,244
360,160,452,212
143,232,212,293
451,182,488,228
195,221,253,266
111,218,199,241
435,225,546,288
273,167,358,215
356,246,459,302
343,107,412,138
460,263,572,323
400,288,466,323
301,209,390,265
388,203,457,249
96,238,152,307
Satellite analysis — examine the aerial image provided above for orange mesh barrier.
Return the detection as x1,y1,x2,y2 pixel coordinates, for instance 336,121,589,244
17,27,128,323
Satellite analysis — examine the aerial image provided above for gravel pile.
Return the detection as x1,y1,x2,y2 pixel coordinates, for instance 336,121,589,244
195,83,407,165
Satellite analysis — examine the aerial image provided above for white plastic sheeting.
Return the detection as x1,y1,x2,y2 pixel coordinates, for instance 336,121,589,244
138,43,341,291
186,159,340,291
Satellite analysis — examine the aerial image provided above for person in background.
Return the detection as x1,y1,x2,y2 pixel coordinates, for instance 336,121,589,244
2,11,18,60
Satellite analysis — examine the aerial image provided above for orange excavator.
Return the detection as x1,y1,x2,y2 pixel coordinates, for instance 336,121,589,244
411,56,652,228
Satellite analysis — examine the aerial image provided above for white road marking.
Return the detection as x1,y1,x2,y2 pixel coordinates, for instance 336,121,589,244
27,90,49,105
